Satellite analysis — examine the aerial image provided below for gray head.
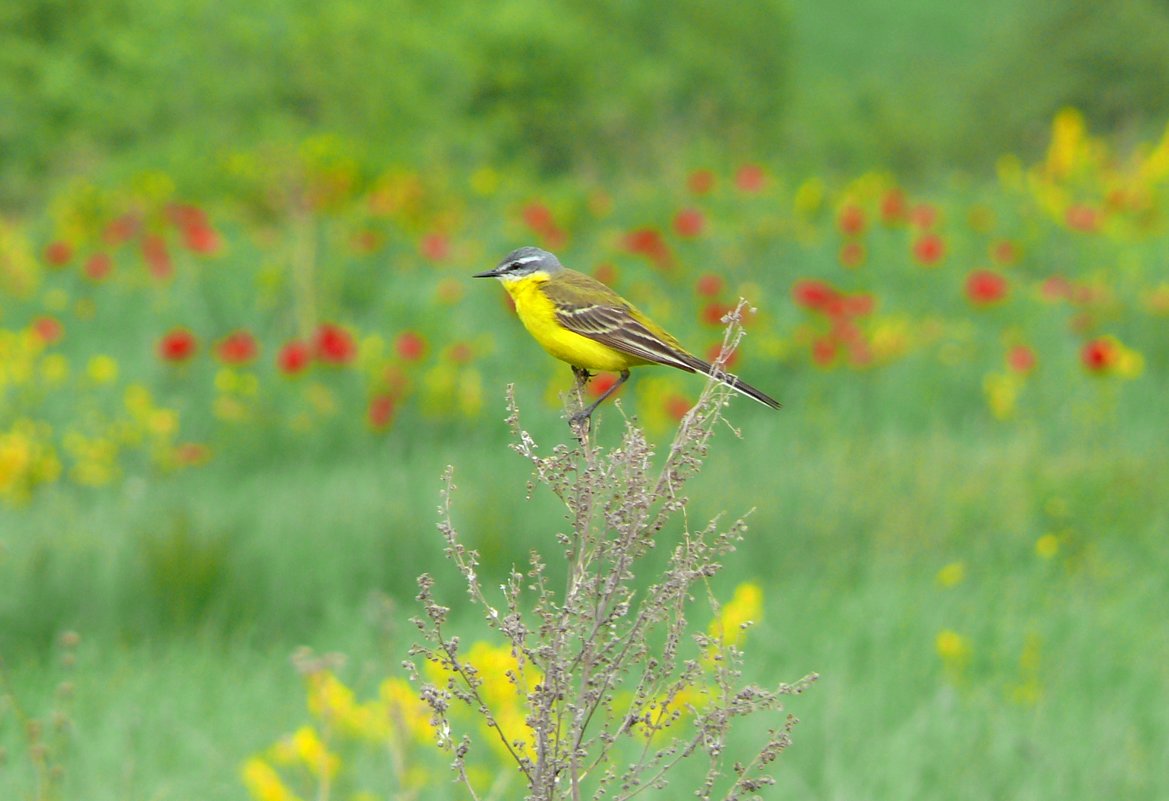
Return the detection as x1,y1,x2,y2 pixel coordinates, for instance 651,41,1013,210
473,246,563,281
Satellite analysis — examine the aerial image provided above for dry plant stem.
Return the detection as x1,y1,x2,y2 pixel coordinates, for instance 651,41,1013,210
413,300,815,801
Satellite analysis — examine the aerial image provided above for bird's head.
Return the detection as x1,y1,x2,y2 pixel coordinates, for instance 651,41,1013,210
473,246,563,282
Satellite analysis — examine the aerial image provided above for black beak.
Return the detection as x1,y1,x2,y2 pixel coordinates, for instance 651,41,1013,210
472,266,500,278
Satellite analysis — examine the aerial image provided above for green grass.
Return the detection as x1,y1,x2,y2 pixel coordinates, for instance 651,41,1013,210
3,5,1168,789
3,389,1166,798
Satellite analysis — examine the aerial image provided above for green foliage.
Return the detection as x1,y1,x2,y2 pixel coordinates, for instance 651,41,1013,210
138,510,232,630
965,0,1169,159
0,0,791,203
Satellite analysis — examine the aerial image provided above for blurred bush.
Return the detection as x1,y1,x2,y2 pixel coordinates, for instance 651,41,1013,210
0,0,791,204
963,0,1169,160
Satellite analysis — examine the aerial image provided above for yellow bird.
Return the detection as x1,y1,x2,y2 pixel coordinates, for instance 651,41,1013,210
474,246,781,422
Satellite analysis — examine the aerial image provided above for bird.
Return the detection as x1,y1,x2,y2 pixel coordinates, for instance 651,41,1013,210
473,246,781,423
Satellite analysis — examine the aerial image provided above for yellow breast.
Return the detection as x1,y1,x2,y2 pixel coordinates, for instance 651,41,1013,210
503,274,643,372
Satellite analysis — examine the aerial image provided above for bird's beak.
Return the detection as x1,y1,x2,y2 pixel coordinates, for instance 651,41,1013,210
472,266,501,278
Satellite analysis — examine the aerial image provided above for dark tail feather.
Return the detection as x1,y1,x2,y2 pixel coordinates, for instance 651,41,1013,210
680,353,782,410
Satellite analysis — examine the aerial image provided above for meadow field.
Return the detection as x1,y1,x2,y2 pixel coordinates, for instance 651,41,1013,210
3,1,1169,799
2,109,1167,799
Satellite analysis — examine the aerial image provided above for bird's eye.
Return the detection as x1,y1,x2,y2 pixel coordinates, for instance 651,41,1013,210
508,261,522,271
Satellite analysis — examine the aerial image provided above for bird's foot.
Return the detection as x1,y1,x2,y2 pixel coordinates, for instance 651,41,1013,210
568,408,593,441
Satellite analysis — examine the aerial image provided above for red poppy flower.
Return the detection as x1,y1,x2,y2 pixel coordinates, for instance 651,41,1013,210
420,232,450,261
848,341,874,367
695,273,724,297
594,263,618,285
792,279,839,312
837,204,866,237
990,239,1018,265
1007,345,1036,374
687,169,715,195
314,323,356,365
277,340,312,375
664,393,691,421
842,293,875,317
965,269,1009,305
880,189,908,225
158,328,197,362
811,336,838,366
1041,275,1072,302
523,203,554,231
831,317,863,345
587,372,619,398
183,223,221,255
351,230,383,253
103,214,140,246
622,228,672,270
395,331,427,361
912,233,946,266
909,203,939,229
84,252,114,281
701,302,734,326
1065,204,1100,233
673,208,705,237
32,316,63,344
216,330,259,365
142,234,173,279
1081,338,1118,372
368,393,396,430
522,203,567,248
705,342,739,368
839,241,866,268
447,342,473,363
734,164,766,192
43,241,73,267
175,442,212,466
167,203,209,229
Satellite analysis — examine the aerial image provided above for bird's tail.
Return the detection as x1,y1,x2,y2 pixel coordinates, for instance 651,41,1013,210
679,353,782,410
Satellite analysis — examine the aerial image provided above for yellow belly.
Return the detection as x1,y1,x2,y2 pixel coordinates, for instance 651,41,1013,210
504,277,647,372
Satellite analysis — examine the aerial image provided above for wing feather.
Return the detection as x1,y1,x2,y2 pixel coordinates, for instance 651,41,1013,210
542,271,698,372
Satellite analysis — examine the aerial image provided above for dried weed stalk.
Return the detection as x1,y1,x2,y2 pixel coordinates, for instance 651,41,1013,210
411,302,816,801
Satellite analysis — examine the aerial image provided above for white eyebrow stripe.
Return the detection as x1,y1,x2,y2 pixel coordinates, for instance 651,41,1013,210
511,255,542,265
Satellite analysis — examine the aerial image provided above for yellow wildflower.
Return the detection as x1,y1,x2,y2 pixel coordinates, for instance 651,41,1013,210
936,561,966,588
147,409,179,437
1045,108,1087,179
1035,534,1060,559
124,384,153,415
422,363,482,418
1009,634,1044,707
307,672,383,739
935,629,970,669
428,641,541,758
983,371,1022,420
470,167,500,196
304,382,337,416
87,355,118,384
271,726,339,779
241,756,303,801
793,177,825,216
380,677,432,744
214,368,241,394
40,353,70,385
709,582,762,648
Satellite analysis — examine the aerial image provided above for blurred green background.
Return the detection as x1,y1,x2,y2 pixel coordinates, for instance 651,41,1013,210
2,1,1169,799
5,0,1169,204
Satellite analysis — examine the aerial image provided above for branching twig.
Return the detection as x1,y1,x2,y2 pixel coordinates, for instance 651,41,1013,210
411,301,811,800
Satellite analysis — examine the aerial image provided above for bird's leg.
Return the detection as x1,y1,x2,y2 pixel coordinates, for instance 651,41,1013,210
568,366,593,434
569,369,630,426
